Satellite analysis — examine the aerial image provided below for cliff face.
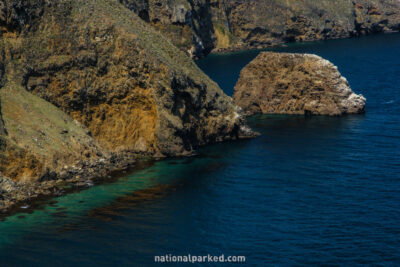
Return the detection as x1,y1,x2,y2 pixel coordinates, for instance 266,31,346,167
121,0,400,57
233,52,366,116
0,0,253,212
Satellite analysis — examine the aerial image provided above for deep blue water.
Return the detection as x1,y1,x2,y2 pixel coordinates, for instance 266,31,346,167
1,33,400,266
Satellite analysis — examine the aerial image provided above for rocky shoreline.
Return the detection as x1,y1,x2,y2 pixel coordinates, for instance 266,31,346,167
0,129,259,216
210,42,286,55
0,153,135,215
120,0,400,59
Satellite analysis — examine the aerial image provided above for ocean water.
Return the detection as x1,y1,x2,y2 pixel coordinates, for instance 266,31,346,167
1,33,400,266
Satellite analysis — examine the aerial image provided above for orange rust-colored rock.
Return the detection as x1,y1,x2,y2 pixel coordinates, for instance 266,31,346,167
0,0,254,213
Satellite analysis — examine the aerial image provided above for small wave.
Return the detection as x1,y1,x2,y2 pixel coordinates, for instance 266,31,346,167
384,100,395,104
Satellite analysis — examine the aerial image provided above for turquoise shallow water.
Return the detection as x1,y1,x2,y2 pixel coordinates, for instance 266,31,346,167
1,33,400,266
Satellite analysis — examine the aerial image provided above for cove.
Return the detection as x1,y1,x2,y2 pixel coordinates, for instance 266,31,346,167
0,33,400,266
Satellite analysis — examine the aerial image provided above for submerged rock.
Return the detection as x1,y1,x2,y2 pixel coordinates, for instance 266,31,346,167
233,52,366,116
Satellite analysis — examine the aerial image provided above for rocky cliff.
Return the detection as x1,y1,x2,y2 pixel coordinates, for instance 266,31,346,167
233,52,366,116
120,0,400,57
119,0,217,58
0,0,253,213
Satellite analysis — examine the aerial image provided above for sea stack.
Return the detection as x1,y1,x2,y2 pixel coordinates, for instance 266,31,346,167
233,52,366,116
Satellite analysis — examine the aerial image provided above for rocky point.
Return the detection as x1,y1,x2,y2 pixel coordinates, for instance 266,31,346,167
0,0,254,214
